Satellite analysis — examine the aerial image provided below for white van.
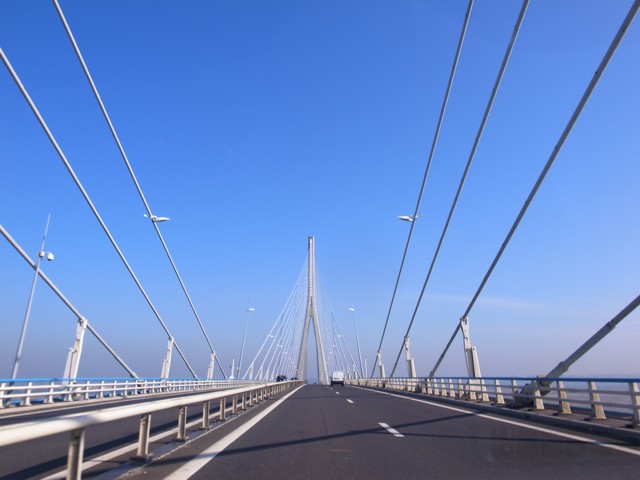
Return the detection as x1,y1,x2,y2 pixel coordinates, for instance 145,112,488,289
330,371,345,386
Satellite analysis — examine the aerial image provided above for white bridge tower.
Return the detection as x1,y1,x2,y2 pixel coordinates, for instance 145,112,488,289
295,236,329,384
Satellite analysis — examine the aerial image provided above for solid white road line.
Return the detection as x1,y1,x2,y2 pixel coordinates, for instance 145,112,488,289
164,385,305,480
365,387,640,457
379,422,404,438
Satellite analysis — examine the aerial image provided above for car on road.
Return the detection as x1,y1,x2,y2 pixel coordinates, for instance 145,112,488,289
330,371,345,386
276,375,287,382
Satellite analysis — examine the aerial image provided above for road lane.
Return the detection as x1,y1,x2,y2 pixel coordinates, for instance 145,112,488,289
135,384,640,480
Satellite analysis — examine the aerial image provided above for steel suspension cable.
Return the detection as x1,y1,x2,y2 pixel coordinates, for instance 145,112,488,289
0,224,138,378
263,263,307,379
0,48,198,379
244,263,306,379
389,0,530,377
428,0,640,378
371,0,475,378
52,0,226,378
317,278,358,374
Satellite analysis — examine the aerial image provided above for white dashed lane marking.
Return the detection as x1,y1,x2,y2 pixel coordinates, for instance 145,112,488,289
379,422,404,438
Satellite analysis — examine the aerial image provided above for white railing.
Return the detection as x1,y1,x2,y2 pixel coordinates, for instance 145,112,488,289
0,377,264,408
0,380,303,480
349,376,640,427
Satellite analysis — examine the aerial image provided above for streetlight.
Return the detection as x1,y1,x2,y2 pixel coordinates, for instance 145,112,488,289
348,307,364,379
11,214,54,379
143,213,170,223
398,214,420,223
237,307,255,379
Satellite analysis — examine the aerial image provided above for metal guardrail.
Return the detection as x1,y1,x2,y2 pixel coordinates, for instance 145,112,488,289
0,377,261,408
349,376,640,427
0,380,303,480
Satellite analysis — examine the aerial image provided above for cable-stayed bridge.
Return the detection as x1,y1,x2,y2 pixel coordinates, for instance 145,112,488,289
1,229,639,478
1,0,640,478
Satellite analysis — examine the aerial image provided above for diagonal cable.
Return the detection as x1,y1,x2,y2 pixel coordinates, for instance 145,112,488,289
0,224,138,378
371,0,475,378
52,0,226,378
390,0,530,377
0,48,197,379
428,0,640,378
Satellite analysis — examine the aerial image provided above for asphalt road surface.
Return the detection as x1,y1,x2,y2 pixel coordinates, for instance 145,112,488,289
125,384,640,480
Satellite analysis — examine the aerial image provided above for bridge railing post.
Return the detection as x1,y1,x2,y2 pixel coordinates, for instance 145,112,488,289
0,382,7,408
511,379,518,403
220,397,227,421
494,380,505,405
176,406,187,441
22,382,33,406
202,401,211,430
131,413,152,461
45,381,56,404
588,381,606,420
557,381,572,415
629,382,640,427
479,379,489,403
67,428,85,480
232,394,238,415
531,383,544,410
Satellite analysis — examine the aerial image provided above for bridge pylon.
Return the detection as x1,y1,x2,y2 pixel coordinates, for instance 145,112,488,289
296,237,329,384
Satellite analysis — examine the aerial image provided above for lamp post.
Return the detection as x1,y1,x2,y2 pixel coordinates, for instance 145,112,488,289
11,214,54,379
348,307,364,379
237,306,254,379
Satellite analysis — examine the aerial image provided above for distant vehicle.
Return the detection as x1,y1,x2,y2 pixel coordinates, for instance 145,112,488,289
276,375,287,382
330,371,344,386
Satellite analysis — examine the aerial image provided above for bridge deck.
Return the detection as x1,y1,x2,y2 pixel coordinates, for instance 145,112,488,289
127,384,640,480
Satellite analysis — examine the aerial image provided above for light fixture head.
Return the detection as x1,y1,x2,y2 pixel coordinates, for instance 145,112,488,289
397,215,415,222
39,251,54,261
144,213,170,223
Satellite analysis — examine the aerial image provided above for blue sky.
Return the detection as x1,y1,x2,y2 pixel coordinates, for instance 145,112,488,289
1,0,638,380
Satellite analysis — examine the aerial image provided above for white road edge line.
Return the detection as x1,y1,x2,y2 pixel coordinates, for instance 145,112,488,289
379,422,403,438
363,387,640,457
164,385,305,480
346,399,354,404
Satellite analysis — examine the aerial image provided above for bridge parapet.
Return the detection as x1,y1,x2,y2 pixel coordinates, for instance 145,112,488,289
0,378,265,408
348,376,640,429
0,380,303,478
